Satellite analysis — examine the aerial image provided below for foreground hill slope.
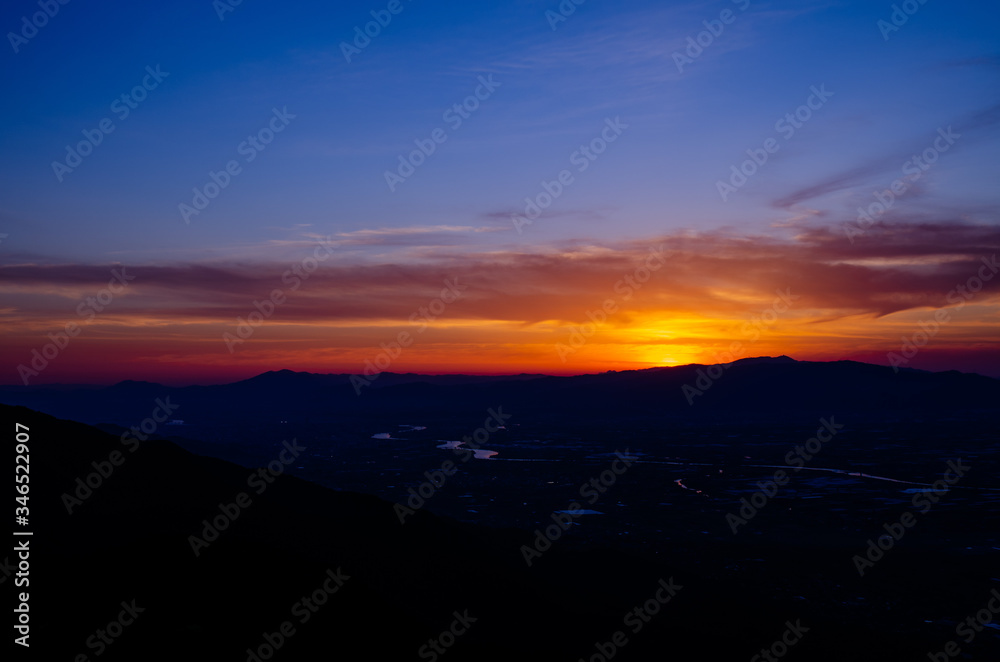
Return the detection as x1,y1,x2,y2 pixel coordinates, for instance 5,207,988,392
5,402,998,660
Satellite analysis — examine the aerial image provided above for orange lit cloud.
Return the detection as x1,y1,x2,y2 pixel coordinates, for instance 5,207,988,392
1,222,998,384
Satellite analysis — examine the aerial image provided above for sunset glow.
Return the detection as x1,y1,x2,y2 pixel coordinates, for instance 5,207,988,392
3,224,998,384
1,1,998,385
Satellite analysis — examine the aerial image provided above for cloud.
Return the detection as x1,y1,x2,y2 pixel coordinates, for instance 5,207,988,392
771,158,895,211
479,208,608,224
2,222,996,328
772,102,1000,210
2,221,997,383
936,55,1000,70
329,225,509,246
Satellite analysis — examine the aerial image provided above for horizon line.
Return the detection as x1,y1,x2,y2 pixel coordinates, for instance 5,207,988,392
2,355,996,389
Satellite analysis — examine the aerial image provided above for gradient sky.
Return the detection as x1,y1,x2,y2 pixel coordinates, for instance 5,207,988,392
1,0,999,384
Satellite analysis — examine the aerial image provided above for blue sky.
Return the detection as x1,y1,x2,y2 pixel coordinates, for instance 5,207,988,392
2,0,999,383
2,0,997,264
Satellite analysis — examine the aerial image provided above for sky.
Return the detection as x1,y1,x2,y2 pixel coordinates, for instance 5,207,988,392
1,0,998,385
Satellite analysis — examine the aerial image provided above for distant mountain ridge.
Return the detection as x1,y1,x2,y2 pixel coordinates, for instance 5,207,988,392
1,357,997,428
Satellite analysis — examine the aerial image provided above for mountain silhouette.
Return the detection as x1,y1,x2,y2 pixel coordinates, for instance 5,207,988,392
2,357,996,429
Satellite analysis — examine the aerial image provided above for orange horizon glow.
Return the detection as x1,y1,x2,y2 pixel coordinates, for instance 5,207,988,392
3,304,998,385
2,225,998,385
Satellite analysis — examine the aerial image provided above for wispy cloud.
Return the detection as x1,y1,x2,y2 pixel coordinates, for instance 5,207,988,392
3,222,996,325
772,102,1000,210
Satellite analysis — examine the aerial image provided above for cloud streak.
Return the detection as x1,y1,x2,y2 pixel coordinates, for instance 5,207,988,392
2,222,996,325
2,221,997,384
